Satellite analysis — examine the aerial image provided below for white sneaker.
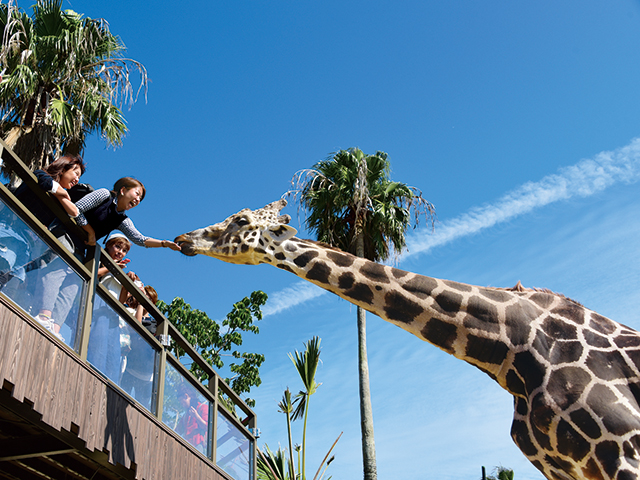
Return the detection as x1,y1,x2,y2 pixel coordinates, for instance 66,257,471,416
34,315,65,342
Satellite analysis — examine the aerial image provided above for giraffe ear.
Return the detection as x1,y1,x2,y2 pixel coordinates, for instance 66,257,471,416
265,224,297,242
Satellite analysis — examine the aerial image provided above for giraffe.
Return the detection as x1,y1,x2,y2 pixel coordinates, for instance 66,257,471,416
175,199,640,480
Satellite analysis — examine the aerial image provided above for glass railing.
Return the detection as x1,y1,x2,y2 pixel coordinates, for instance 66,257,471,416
88,288,160,412
0,195,88,350
0,140,256,480
162,360,212,456
216,409,253,480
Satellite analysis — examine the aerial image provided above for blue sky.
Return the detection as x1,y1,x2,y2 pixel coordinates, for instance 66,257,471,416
58,1,640,479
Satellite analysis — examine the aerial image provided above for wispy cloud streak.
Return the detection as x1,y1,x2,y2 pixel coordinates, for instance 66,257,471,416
262,281,326,317
405,138,640,258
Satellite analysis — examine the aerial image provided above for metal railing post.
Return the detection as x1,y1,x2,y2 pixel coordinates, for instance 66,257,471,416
209,375,219,463
77,245,100,361
155,318,169,419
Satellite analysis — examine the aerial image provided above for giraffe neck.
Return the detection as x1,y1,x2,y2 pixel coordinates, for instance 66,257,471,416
261,237,567,391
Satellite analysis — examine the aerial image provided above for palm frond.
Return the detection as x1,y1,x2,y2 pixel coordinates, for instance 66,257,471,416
0,0,146,170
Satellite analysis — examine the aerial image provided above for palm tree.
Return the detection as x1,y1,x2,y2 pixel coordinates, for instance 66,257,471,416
258,337,341,480
292,148,435,480
277,388,296,480
289,336,321,480
0,0,147,173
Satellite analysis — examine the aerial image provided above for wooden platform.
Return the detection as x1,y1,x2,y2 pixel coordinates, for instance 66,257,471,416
0,297,233,480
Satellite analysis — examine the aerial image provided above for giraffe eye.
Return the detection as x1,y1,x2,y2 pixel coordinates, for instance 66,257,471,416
236,218,249,227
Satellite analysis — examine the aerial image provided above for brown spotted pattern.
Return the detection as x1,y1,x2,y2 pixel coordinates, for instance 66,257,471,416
175,199,640,480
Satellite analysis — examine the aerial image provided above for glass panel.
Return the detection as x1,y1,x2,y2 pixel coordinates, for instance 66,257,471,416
117,311,159,413
216,410,252,480
162,362,211,457
88,289,159,415
0,198,86,350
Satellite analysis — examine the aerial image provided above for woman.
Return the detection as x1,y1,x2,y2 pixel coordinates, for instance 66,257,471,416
13,155,85,225
3,156,85,339
75,177,180,250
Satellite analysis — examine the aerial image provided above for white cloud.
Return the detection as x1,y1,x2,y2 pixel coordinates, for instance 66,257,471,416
262,281,327,317
405,137,640,258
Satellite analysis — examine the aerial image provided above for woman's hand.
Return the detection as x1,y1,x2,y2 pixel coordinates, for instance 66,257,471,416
163,240,181,251
53,189,80,217
82,224,96,246
147,238,181,250
85,231,96,246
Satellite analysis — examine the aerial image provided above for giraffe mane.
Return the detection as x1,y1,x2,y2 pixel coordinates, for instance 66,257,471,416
499,281,583,307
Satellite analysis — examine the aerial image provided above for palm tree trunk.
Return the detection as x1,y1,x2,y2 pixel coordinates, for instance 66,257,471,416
285,410,295,480
356,233,377,480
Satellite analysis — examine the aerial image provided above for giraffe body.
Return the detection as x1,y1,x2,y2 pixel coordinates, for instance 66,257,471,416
175,199,640,480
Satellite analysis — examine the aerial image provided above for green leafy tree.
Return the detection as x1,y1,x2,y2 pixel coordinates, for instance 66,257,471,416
157,290,268,407
0,0,147,172
291,148,435,480
258,337,341,480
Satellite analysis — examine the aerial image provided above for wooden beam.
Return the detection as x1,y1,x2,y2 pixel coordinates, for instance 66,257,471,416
0,434,76,461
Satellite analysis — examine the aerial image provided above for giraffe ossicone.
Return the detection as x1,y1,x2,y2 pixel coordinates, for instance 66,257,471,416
175,198,640,480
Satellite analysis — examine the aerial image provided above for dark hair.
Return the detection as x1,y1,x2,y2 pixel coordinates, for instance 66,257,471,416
113,177,146,201
44,155,86,182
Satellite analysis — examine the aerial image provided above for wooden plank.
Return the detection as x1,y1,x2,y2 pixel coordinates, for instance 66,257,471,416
84,375,105,452
27,333,56,416
40,345,65,426
0,306,19,378
67,356,87,431
60,358,81,431
75,372,94,448
5,316,26,399
11,320,39,404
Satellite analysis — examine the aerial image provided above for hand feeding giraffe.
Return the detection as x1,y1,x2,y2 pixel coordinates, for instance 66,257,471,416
175,199,640,480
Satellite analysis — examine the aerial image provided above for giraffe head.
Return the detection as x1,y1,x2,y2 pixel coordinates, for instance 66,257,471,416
175,199,297,265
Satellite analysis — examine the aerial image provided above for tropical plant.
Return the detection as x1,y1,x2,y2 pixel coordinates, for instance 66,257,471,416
291,148,435,480
257,337,342,480
157,290,268,407
487,466,514,480
277,388,296,480
0,0,148,173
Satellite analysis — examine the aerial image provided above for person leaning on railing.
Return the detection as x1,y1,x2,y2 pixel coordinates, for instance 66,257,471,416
75,177,181,251
7,155,86,339
12,155,84,225
35,176,181,339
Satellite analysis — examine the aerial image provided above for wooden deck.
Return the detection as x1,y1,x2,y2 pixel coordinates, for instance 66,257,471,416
0,296,233,480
